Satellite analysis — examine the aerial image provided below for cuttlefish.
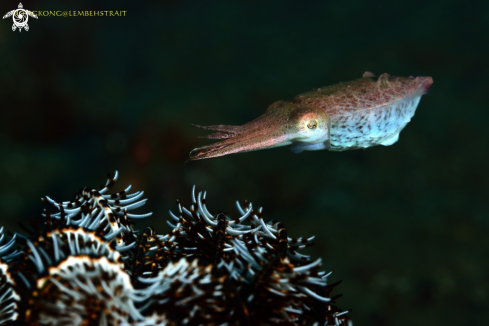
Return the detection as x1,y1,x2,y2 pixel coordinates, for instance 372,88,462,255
188,72,433,161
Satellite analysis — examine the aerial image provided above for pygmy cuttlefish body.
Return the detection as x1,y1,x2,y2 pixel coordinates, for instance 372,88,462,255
188,72,433,161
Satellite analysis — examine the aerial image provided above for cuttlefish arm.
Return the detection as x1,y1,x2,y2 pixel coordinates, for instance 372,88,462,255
188,101,331,161
187,72,433,161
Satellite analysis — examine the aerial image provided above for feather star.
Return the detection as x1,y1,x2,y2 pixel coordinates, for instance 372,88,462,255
188,72,433,161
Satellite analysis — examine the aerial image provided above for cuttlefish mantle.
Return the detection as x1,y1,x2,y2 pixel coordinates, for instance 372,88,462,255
187,72,433,161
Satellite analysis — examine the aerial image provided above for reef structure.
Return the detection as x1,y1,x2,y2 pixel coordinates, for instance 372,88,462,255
0,172,351,325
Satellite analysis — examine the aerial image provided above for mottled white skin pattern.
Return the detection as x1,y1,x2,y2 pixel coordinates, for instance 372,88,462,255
329,94,422,151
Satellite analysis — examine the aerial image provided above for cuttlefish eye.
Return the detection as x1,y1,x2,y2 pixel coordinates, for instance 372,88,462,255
289,106,330,144
286,106,331,153
307,120,318,129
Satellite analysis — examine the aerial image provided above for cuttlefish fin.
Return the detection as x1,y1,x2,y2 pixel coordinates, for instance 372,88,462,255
290,141,330,154
191,124,242,139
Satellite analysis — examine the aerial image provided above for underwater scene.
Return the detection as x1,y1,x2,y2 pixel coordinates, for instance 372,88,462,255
0,0,487,325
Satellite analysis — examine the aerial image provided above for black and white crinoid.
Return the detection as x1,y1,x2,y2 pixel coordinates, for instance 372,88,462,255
0,171,351,326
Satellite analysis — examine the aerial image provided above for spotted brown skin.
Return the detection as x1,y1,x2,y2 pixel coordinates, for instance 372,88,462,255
188,72,433,161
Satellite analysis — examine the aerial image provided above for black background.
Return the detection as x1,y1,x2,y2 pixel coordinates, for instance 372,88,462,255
1,0,488,325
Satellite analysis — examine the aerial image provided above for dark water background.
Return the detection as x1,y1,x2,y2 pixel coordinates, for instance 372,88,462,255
1,0,488,325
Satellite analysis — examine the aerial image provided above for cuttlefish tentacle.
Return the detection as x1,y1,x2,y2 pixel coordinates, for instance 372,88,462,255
192,125,243,139
187,72,433,161
189,101,331,161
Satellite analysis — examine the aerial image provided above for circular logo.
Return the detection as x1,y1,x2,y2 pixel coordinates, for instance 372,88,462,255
3,3,38,32
13,9,28,27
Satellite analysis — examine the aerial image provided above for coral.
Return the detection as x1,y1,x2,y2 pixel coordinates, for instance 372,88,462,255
0,172,351,325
